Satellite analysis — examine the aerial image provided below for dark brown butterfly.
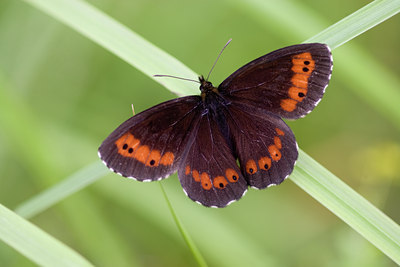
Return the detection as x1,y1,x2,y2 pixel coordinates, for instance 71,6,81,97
98,43,333,207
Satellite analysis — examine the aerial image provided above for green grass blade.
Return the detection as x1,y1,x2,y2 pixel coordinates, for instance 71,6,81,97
23,0,198,96
0,75,136,265
94,178,280,266
15,161,108,219
292,150,400,264
0,203,93,267
306,0,400,48
159,183,208,267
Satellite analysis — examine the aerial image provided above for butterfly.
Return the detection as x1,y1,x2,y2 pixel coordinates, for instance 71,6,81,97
98,43,333,208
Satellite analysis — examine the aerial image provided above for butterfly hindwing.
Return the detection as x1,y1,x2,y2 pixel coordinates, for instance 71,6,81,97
98,96,202,181
223,103,298,189
219,43,333,119
178,113,248,207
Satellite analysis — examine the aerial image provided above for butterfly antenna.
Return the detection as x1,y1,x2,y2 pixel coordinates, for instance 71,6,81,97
206,38,232,81
153,74,200,83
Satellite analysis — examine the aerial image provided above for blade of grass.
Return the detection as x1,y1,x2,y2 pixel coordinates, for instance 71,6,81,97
0,203,93,267
18,0,400,264
305,0,400,48
14,161,108,218
0,76,138,265
94,178,280,266
159,183,208,267
292,151,400,264
23,0,198,96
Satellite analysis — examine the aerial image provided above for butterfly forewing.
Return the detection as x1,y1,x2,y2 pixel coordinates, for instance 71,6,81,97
223,103,298,189
219,43,333,119
98,96,202,181
178,113,248,207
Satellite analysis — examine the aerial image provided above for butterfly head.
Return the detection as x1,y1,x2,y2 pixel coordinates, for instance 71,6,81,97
199,76,218,100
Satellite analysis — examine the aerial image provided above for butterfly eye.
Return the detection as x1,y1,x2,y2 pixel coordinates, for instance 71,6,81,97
258,157,272,171
268,145,282,161
213,176,228,189
225,168,239,183
245,160,258,175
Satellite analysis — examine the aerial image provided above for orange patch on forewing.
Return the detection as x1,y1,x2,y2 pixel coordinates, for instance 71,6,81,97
280,99,297,112
290,52,315,93
245,160,257,174
288,53,315,108
258,157,272,171
134,145,150,163
115,133,129,148
291,65,310,74
288,87,307,102
292,57,315,69
275,128,285,136
291,74,309,88
145,150,161,167
200,172,212,190
293,52,315,66
115,132,140,157
225,168,239,183
274,136,282,149
185,165,191,175
213,176,228,189
192,170,200,182
160,152,174,166
292,53,315,74
268,145,282,161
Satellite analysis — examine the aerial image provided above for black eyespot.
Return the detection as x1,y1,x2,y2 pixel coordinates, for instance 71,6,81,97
264,164,269,169
128,148,133,153
298,92,305,97
249,168,253,173
150,160,155,165
302,67,309,72
304,60,310,65
219,183,224,188
122,144,128,150
232,175,237,180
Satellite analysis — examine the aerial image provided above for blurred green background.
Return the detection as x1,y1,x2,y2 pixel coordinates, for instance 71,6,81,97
0,0,399,266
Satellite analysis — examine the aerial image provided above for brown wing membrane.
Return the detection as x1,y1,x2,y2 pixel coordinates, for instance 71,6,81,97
98,96,202,181
178,113,248,207
222,103,298,189
219,43,333,119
